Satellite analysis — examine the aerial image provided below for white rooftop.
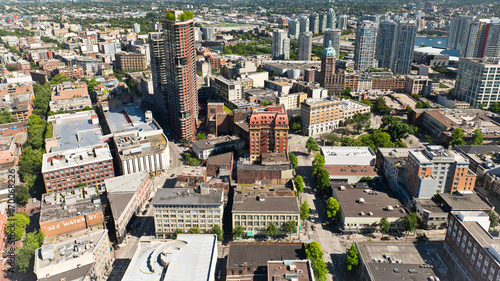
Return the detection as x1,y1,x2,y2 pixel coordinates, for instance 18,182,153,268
321,146,376,166
104,171,149,193
42,144,113,173
122,234,217,281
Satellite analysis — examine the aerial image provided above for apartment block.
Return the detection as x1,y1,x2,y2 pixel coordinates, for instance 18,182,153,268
232,194,300,237
338,99,371,119
210,76,244,103
444,211,500,281
300,97,341,136
404,75,432,95
455,57,500,108
276,92,308,110
54,66,84,79
115,52,147,71
248,105,289,161
403,145,476,199
152,188,224,238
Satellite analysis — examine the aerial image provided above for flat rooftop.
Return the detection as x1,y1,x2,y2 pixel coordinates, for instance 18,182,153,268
206,152,233,166
267,260,314,281
227,243,305,268
357,242,446,281
151,188,223,206
377,148,413,159
439,192,492,211
178,165,207,177
122,234,217,281
333,187,404,218
321,146,376,166
105,171,149,193
192,135,242,151
105,105,161,134
410,145,468,164
115,132,168,160
261,152,288,165
232,194,299,214
49,111,103,152
42,144,112,173
34,229,107,277
40,187,101,223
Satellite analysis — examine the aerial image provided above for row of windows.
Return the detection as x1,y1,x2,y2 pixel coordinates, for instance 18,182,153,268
234,215,298,221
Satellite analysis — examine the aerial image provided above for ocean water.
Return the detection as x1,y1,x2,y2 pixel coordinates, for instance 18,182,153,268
415,36,447,48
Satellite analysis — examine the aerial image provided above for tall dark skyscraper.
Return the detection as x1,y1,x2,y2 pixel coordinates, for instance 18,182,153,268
375,20,397,69
149,32,167,116
375,20,416,75
162,10,198,141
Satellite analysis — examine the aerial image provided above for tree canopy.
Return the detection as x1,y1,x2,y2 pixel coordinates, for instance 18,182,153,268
402,213,418,234
316,168,330,191
326,197,340,219
266,222,279,237
300,201,309,221
451,128,466,146
471,128,483,145
211,225,223,241
345,244,359,271
380,217,390,236
232,225,245,239
305,241,328,281
289,152,298,169
6,213,30,240
294,175,305,194
312,154,325,175
306,137,319,153
284,220,297,234
352,113,371,133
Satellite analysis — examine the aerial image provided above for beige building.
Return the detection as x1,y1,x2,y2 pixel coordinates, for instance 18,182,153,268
276,92,308,110
34,229,112,281
300,97,342,136
339,99,371,119
232,194,300,237
152,188,224,238
115,53,147,71
405,75,432,95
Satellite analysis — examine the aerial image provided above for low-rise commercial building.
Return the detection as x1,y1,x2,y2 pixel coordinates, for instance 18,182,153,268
105,171,152,244
338,98,371,119
211,76,244,103
237,152,294,185
115,52,147,71
122,234,218,281
206,151,233,178
321,146,378,183
152,188,224,238
276,91,308,110
404,75,432,95
54,66,85,79
34,229,112,281
226,243,306,281
192,135,244,160
331,184,405,233
40,187,104,238
232,194,300,237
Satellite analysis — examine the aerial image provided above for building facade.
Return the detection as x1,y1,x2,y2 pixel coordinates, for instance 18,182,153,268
272,30,290,60
323,29,341,57
163,10,198,141
152,188,224,238
455,57,500,108
300,97,341,136
354,21,378,71
114,53,147,71
248,106,289,161
298,32,313,61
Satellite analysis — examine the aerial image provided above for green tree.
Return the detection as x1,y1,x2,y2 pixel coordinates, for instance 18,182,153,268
345,244,359,271
352,113,371,133
387,119,416,141
232,225,246,239
289,152,298,169
305,241,328,281
361,99,372,107
415,101,424,108
375,97,391,113
17,230,44,273
402,213,418,235
342,86,352,96
260,100,273,106
312,154,325,175
471,128,483,145
490,212,499,229
490,102,500,113
300,201,310,221
211,225,223,241
379,217,390,237
0,108,16,124
326,197,339,220
423,101,431,108
6,213,30,240
316,168,330,191
188,226,201,234
359,176,373,182
306,137,319,153
294,175,305,194
290,116,301,131
15,185,30,205
381,115,400,129
266,222,279,237
173,229,184,239
284,221,297,234
451,128,466,146
196,132,206,140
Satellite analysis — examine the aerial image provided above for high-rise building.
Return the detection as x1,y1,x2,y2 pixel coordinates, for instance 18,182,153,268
447,16,475,50
248,105,289,161
309,13,319,34
323,29,341,57
338,15,348,30
455,57,500,108
272,30,290,60
288,19,301,39
149,32,167,92
460,20,488,58
201,26,215,41
298,32,313,61
391,20,417,75
319,13,327,33
403,145,476,199
300,97,342,136
300,16,310,34
482,19,500,57
326,8,336,29
316,40,343,94
375,20,397,69
163,10,198,141
354,21,378,71
133,23,141,33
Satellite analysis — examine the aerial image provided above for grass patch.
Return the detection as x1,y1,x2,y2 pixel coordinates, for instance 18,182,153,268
224,105,233,113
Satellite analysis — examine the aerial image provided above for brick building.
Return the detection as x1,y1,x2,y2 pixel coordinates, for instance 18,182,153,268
39,187,104,238
248,105,289,161
38,59,66,71
52,82,88,101
206,152,233,178
54,66,85,79
114,53,147,71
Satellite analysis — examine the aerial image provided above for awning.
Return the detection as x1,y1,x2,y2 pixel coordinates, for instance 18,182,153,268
246,231,254,237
